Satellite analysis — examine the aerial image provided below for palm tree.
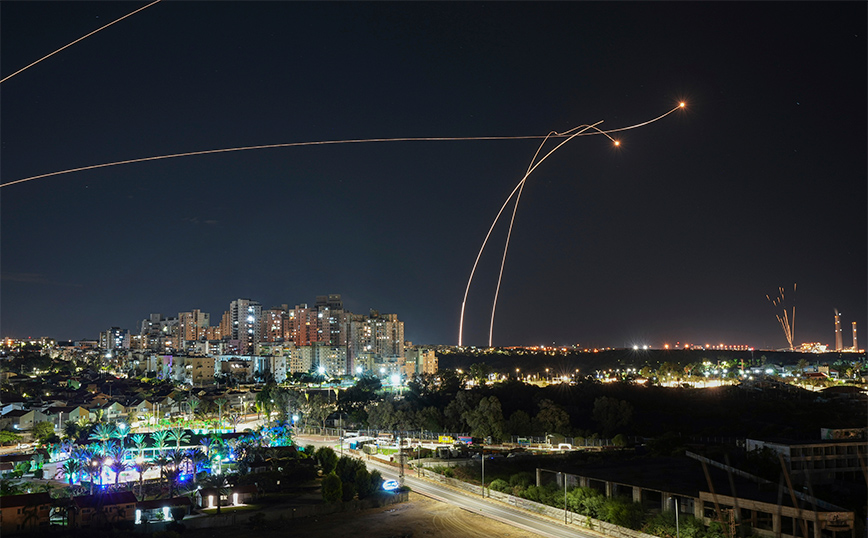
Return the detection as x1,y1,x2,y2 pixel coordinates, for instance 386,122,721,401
214,397,228,426
167,426,190,451
131,433,147,458
228,413,242,433
88,423,115,455
106,444,129,485
153,453,171,496
62,458,82,485
188,398,200,422
165,450,186,498
132,457,152,499
186,449,207,485
150,429,169,454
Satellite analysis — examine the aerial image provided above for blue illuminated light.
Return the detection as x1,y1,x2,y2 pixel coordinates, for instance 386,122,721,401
382,480,399,491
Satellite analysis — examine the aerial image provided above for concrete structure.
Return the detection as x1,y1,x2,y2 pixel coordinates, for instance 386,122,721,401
314,342,348,376
348,310,404,370
746,438,866,484
230,298,261,355
100,327,130,351
535,459,855,538
71,492,137,527
402,344,438,377
188,355,216,386
179,309,210,349
290,344,314,374
0,492,52,534
834,310,843,351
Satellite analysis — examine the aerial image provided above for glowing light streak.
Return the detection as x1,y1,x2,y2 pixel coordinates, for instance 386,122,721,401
0,0,162,85
459,103,685,346
6,132,617,189
767,283,796,350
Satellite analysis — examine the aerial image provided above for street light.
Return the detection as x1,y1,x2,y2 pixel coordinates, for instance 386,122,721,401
539,468,568,524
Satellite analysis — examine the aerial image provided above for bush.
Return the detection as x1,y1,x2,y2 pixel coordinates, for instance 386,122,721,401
369,469,384,492
567,487,606,518
315,446,338,474
248,512,267,529
489,479,510,493
355,467,373,499
509,472,534,489
600,497,644,529
321,472,342,503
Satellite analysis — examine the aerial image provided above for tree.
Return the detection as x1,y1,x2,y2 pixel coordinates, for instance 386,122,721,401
202,473,230,515
214,398,228,425
132,458,152,498
534,399,570,436
105,443,129,485
131,433,147,458
463,396,505,441
33,421,57,445
315,446,338,474
443,391,481,431
167,426,190,450
88,423,115,454
0,430,21,445
365,400,396,430
150,429,169,453
592,396,634,438
188,398,200,420
62,458,82,485
506,410,533,437
321,472,342,503
228,413,242,433
468,363,493,385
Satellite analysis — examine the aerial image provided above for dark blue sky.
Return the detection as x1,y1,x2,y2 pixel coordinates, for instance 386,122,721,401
1,2,865,349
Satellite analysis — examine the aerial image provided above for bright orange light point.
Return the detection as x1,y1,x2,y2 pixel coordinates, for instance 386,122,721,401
679,102,685,108
614,140,620,146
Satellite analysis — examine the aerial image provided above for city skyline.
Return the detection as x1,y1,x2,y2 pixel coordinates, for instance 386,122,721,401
1,2,865,348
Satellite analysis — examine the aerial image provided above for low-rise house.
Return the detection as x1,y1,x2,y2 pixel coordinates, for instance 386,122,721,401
135,496,192,524
71,491,137,527
0,409,50,431
0,492,52,534
196,484,258,509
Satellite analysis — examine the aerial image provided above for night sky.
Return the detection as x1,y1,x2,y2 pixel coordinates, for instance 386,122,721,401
1,2,865,349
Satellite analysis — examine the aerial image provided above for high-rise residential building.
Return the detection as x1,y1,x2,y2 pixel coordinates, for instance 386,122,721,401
100,327,130,351
314,342,348,376
139,313,179,351
287,304,318,346
316,294,348,347
290,344,314,374
402,344,438,377
261,306,287,343
348,310,404,371
179,309,210,348
230,298,261,355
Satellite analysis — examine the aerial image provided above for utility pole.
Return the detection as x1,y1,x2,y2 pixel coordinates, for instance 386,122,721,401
481,444,485,497
398,433,404,486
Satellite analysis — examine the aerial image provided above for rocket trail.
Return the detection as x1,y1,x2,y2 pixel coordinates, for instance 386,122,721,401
0,0,162,85
459,103,685,346
6,131,629,189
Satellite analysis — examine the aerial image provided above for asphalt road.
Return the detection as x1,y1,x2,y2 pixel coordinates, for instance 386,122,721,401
297,435,598,538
